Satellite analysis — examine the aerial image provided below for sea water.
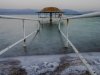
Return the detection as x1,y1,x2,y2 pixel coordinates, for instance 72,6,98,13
0,15,100,57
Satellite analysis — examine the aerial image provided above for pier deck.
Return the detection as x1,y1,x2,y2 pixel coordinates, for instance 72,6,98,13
0,22,73,57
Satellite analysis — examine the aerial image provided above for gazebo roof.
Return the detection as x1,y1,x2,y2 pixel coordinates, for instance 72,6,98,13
37,7,64,13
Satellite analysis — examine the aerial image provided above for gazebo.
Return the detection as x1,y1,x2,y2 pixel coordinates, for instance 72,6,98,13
37,7,64,23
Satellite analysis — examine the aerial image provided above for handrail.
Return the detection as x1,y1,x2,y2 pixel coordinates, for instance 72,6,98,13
68,39,97,75
0,15,41,21
0,15,41,55
58,17,98,75
0,30,37,55
59,29,97,75
62,11,100,19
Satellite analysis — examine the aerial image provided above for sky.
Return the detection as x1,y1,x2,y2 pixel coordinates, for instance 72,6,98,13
0,0,100,12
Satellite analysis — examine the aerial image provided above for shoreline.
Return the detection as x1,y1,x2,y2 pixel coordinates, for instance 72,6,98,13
0,52,100,75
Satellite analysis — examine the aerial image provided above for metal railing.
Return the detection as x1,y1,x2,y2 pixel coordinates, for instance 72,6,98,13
58,11,100,75
0,15,41,55
0,15,40,21
62,11,100,19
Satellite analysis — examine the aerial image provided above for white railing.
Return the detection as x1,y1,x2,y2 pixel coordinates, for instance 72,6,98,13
62,11,100,19
59,29,97,75
59,11,100,75
0,15,40,21
0,15,41,55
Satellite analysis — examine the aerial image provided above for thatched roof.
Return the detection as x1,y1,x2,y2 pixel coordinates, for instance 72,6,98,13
37,7,64,13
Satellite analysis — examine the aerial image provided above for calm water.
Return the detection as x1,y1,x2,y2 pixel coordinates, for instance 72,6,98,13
0,15,100,57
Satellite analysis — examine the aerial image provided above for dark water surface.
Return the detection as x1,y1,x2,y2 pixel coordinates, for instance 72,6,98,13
0,15,100,57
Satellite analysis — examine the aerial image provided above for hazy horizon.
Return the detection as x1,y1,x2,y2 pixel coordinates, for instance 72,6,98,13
0,0,100,12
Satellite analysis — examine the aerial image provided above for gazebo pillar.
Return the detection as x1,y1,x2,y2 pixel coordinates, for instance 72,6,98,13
50,12,52,24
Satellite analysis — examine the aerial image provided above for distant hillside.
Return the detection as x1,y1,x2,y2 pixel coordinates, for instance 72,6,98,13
62,9,80,15
62,9,96,15
0,9,96,15
0,9,39,15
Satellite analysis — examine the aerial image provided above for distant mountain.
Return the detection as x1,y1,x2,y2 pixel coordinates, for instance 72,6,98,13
0,8,96,15
0,9,39,15
62,9,80,15
62,9,96,15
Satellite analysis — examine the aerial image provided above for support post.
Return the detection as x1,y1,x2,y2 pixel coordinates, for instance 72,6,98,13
23,19,26,47
66,19,69,47
50,13,52,24
38,20,40,31
58,20,60,30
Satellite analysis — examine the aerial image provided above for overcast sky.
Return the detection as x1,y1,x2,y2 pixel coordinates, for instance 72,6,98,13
0,0,100,11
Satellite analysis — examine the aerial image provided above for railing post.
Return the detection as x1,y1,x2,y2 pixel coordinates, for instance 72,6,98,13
38,20,40,31
66,19,69,47
23,19,26,47
58,20,60,30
